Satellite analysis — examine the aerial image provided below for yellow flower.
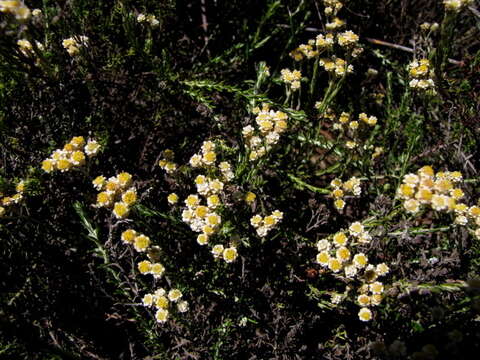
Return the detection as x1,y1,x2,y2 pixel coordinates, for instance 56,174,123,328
345,140,357,149
197,233,209,245
449,171,463,182
41,159,55,172
250,215,263,228
113,202,130,219
203,151,216,165
0,206,5,217
150,263,165,278
206,213,221,227
316,251,330,266
155,296,169,310
328,258,342,272
167,193,178,204
223,247,238,263
358,307,372,321
195,205,209,218
404,199,420,213
168,289,183,302
134,234,150,252
357,294,371,306
96,192,113,207
207,195,221,208
450,188,464,200
454,203,468,214
469,206,480,218
245,192,256,203
105,179,119,193
195,175,207,185
370,281,384,294
349,222,364,236
137,260,152,274
92,175,106,190
212,244,224,258
431,194,449,211
418,165,434,178
155,309,169,323
333,232,348,247
336,246,351,262
117,172,132,188
185,194,200,208
370,294,383,306
121,229,137,243
201,141,215,153
398,184,415,198
403,173,419,186
57,159,72,172
121,189,137,205
353,253,368,268
84,139,101,157
64,143,74,152
11,193,22,203
334,199,345,210
15,181,25,193
331,188,344,198
203,225,215,236
434,179,453,193
142,293,154,307
209,179,224,193
348,121,359,130
264,215,276,227
331,178,342,188
376,263,389,276
70,136,85,149
415,187,433,203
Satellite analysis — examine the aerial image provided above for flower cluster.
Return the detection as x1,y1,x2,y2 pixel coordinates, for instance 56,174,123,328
398,167,480,232
0,180,26,217
323,0,343,16
320,57,354,77
119,229,189,323
136,13,160,27
0,0,30,20
250,210,283,237
211,244,239,263
163,141,239,263
93,172,137,219
41,136,100,173
289,0,362,74
142,287,189,323
420,22,439,32
158,149,178,174
121,229,154,253
443,0,473,11
407,59,436,93
62,36,89,56
189,141,219,169
321,110,378,150
188,142,235,182
315,221,389,321
280,69,302,91
243,103,288,161
329,176,361,211
17,39,44,57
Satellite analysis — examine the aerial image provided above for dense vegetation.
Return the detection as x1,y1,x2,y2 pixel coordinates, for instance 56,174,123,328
1,0,480,359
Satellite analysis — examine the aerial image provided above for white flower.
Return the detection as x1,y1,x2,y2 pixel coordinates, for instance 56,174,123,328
177,300,189,313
